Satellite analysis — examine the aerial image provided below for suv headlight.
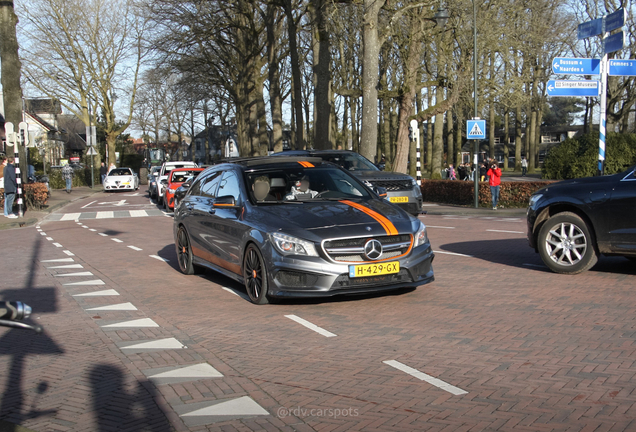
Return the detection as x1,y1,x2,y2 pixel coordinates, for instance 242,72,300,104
414,221,428,247
270,232,318,257
529,193,543,208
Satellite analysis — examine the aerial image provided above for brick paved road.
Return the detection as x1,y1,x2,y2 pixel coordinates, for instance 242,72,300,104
0,188,635,431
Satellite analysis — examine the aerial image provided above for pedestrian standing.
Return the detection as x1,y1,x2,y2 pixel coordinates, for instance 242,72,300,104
521,156,528,177
108,162,116,173
3,157,18,218
487,160,502,210
448,164,457,180
100,162,108,184
479,163,487,182
62,162,74,194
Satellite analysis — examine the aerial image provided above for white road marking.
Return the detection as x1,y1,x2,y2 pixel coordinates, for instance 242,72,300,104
432,250,474,258
179,396,268,417
130,210,148,217
60,213,82,221
149,255,169,262
76,222,83,225
147,363,223,379
486,229,524,234
52,243,63,248
63,279,104,286
383,360,468,396
40,232,47,236
98,233,108,237
221,287,250,301
40,258,74,263
47,264,83,269
86,302,137,311
73,289,119,297
112,238,124,243
81,200,97,209
421,203,439,206
46,237,53,241
63,250,75,256
285,314,337,338
36,225,40,229
89,228,96,232
127,245,142,251
36,228,42,232
54,271,93,277
96,211,114,219
81,225,89,229
101,318,159,328
120,338,184,350
426,226,455,229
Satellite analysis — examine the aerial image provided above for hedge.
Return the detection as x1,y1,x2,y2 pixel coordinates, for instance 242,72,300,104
420,180,555,208
0,183,50,210
47,166,101,189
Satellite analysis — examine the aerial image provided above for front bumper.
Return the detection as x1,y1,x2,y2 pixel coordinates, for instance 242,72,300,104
385,190,423,215
104,183,134,190
266,244,435,298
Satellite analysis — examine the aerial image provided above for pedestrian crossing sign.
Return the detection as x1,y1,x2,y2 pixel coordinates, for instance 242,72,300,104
467,119,486,140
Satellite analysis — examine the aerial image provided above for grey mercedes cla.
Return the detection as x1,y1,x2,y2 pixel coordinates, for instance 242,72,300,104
173,156,435,304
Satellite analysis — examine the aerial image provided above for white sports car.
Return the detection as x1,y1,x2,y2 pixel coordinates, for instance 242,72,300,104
103,167,139,191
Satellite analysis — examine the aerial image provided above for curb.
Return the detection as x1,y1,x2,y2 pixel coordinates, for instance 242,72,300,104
421,204,527,217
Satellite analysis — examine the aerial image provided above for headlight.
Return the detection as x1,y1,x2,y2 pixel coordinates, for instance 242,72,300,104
168,188,176,194
414,221,428,247
410,178,417,186
270,232,318,257
150,181,155,186
529,193,543,208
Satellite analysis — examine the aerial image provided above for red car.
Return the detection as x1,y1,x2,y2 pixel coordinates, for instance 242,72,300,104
162,168,204,211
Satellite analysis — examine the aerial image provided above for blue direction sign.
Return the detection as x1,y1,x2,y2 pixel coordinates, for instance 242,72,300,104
552,57,600,75
609,59,636,77
604,31,625,54
467,119,486,140
578,18,602,40
547,80,600,97
605,8,626,32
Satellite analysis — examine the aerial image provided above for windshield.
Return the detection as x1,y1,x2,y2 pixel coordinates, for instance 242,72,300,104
109,168,132,176
246,165,373,204
317,153,378,171
170,170,201,183
149,149,164,161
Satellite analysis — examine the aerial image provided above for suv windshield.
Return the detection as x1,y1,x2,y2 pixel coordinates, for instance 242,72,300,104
109,169,132,176
246,165,372,204
316,153,378,171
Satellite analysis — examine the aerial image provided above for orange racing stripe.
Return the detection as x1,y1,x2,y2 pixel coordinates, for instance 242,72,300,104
339,200,398,235
298,161,314,168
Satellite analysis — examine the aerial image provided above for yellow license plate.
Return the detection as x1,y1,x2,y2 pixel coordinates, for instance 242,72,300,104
349,261,400,278
389,196,408,203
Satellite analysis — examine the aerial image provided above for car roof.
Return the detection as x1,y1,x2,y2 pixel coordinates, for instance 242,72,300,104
217,156,325,168
272,150,359,156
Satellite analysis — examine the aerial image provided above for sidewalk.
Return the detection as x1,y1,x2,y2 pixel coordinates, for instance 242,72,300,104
0,186,104,231
421,202,527,217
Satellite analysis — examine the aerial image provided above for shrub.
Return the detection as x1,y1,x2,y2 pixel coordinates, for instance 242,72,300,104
420,180,555,208
48,166,102,189
0,183,49,210
543,132,636,180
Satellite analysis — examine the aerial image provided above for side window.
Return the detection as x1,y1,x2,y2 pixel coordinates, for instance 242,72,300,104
200,171,223,198
217,171,241,202
187,175,206,197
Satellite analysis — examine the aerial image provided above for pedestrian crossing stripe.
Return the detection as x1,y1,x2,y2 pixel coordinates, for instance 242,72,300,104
47,209,166,221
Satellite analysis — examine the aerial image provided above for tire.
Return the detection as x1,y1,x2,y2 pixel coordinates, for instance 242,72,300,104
537,212,598,274
140,168,148,185
243,244,270,305
176,226,198,275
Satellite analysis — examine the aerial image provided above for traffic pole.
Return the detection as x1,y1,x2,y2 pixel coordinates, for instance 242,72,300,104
410,119,422,186
5,123,23,218
598,29,608,177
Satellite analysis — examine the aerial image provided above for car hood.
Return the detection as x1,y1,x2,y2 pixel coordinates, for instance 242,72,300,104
537,171,625,195
255,199,416,240
348,170,414,182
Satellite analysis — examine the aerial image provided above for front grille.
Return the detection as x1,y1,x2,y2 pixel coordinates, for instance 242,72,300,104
323,234,412,263
367,179,413,191
331,269,413,289
275,271,319,288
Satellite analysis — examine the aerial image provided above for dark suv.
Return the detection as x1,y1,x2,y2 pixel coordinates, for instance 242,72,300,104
272,150,423,216
527,165,636,274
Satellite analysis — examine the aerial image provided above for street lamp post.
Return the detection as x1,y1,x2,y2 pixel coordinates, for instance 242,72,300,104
472,0,479,208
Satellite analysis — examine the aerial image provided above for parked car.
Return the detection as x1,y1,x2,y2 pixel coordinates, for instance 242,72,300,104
527,165,636,274
156,161,198,202
272,150,423,216
162,168,204,211
147,166,162,199
173,156,434,304
103,167,139,191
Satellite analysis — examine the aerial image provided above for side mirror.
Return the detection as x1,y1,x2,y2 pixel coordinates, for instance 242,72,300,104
181,182,191,190
213,195,238,207
160,179,168,185
374,186,388,198
153,172,158,176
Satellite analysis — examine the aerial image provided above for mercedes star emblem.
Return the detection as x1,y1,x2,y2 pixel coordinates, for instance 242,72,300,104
364,239,383,260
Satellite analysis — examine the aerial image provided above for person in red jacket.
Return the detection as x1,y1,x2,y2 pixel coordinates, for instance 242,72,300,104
487,161,502,210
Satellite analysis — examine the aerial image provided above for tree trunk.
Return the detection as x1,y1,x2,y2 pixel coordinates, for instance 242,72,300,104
341,97,349,149
283,0,304,149
528,109,536,173
503,110,509,171
393,92,415,174
447,111,454,168
0,0,26,183
106,133,117,167
431,86,445,179
488,51,495,160
266,5,283,153
426,87,433,174
515,106,522,171
256,81,269,156
455,109,463,167
311,0,332,150
351,98,359,153
535,108,542,168
359,0,385,161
